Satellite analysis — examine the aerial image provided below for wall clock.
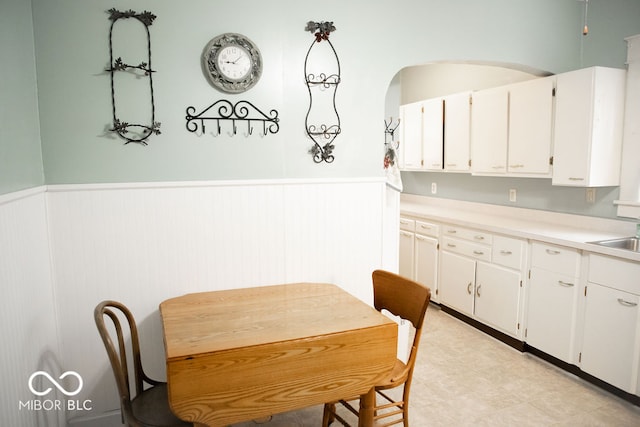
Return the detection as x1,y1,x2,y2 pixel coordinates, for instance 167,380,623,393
202,33,262,93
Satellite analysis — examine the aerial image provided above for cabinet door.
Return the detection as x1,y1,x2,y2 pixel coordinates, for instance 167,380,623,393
581,283,640,393
526,267,579,363
399,102,423,170
422,98,444,170
443,92,471,172
415,234,438,302
475,262,521,337
552,69,592,185
470,86,508,174
399,231,415,280
552,67,625,186
508,77,554,175
440,251,475,317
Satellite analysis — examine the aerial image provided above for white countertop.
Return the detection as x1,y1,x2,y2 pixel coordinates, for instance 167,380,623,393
400,194,640,262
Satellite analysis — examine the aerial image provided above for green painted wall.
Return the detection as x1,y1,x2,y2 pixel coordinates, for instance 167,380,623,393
2,0,640,219
0,0,44,194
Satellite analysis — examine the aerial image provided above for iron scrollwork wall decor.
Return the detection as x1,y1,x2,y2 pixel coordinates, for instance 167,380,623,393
185,99,280,136
304,21,341,163
106,8,160,145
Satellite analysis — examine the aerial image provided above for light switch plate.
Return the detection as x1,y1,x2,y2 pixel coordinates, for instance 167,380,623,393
509,189,517,202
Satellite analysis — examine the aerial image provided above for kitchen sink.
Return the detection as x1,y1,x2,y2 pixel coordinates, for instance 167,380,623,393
588,237,640,252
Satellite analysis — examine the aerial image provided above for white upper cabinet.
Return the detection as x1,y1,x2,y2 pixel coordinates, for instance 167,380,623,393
422,97,444,171
470,85,509,175
443,91,472,172
398,101,423,170
398,92,469,172
471,77,554,177
508,76,554,176
552,67,626,187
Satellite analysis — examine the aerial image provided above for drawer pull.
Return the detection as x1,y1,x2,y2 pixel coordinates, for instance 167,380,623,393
419,225,432,230
500,250,513,255
473,250,485,256
416,235,427,241
447,229,457,234
617,298,638,307
476,284,482,297
510,164,524,168
568,177,585,181
545,249,561,255
447,243,457,248
557,280,574,287
474,235,485,240
467,282,473,295
491,165,504,170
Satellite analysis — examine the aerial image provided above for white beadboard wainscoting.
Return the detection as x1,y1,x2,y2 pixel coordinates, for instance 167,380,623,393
0,188,63,427
41,178,398,424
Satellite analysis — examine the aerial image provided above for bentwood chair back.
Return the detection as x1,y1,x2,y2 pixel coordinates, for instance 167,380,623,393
94,300,191,427
322,270,431,427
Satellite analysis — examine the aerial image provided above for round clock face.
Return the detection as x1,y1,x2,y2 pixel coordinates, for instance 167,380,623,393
203,33,262,93
216,45,251,81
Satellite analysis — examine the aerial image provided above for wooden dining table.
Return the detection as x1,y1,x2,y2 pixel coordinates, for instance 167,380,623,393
160,282,398,427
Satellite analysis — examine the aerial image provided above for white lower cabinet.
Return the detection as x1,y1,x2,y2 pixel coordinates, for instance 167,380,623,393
440,251,475,316
525,242,581,363
475,262,522,337
398,217,415,280
580,255,640,394
415,232,439,302
439,225,525,338
398,217,439,301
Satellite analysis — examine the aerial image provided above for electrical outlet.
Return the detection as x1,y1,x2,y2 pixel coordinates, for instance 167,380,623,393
586,188,596,203
509,189,517,202
431,182,437,194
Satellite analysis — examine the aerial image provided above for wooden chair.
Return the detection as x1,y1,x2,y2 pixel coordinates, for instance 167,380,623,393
322,270,431,427
94,300,191,427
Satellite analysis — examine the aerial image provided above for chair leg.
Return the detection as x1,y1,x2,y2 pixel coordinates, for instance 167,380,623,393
322,403,336,426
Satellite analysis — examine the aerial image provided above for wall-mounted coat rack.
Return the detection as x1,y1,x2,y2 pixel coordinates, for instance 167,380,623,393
106,8,160,145
185,100,279,136
384,117,401,145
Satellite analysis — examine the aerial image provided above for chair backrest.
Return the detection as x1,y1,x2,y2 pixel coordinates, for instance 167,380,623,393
372,270,431,331
94,300,149,421
372,270,431,371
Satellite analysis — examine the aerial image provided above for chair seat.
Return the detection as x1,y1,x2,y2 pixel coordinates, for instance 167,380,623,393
131,383,191,427
378,358,409,389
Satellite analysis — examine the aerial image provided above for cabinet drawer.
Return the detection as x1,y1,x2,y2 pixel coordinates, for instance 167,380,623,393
415,220,439,238
442,237,491,262
531,242,580,276
399,217,415,232
588,254,640,295
442,225,492,245
492,236,525,270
